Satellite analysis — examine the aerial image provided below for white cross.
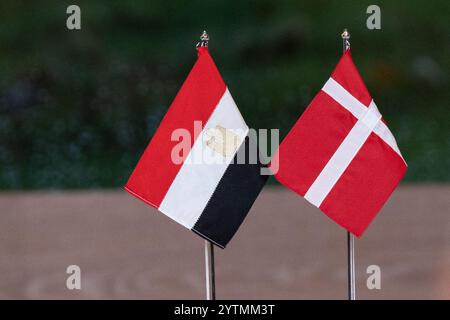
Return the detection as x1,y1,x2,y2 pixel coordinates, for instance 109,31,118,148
304,77,405,207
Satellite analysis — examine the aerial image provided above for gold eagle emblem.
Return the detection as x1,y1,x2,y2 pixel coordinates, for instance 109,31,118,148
205,125,241,157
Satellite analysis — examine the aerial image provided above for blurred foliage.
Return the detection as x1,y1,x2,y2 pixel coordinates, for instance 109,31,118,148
0,0,449,189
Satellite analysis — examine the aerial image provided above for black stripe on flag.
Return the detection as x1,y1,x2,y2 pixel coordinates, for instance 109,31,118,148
192,135,268,248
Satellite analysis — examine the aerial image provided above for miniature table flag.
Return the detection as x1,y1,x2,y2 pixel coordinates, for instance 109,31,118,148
271,49,407,236
125,46,267,248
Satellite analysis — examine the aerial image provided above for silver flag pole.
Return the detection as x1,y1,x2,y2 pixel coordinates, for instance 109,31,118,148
204,240,216,300
196,30,216,300
347,231,356,300
341,28,356,301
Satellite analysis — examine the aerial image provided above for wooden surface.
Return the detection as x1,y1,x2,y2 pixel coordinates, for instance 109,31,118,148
0,185,449,299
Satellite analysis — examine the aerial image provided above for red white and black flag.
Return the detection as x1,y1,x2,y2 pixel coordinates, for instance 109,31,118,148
271,49,407,236
125,45,267,248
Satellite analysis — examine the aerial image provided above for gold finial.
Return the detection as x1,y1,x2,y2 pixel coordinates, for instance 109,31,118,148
341,28,350,40
197,30,209,47
200,30,209,41
341,28,350,51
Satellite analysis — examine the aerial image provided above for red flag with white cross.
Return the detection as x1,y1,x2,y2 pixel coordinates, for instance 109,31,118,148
270,49,407,236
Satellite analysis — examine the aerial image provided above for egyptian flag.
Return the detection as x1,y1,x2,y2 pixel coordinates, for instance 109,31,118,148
270,49,407,236
125,45,267,248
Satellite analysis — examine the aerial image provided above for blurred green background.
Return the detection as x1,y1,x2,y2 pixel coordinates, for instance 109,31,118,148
0,0,449,189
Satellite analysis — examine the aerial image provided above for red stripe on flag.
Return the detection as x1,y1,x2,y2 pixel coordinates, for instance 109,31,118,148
272,91,357,196
319,132,407,236
125,47,226,208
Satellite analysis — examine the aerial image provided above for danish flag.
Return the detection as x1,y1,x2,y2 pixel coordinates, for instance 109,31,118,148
271,50,407,236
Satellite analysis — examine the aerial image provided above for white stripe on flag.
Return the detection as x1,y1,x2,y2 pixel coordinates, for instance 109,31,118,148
373,120,404,160
304,100,381,207
158,88,249,228
322,77,405,162
322,78,366,119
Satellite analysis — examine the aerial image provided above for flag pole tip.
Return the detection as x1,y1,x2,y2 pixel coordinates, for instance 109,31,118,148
200,30,209,41
341,29,350,40
197,30,209,48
